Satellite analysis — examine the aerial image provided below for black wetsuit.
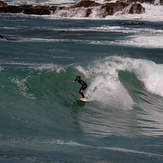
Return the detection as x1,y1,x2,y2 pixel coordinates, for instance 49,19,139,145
74,79,87,98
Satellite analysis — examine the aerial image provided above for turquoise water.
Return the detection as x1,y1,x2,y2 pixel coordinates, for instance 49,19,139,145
1,1,163,162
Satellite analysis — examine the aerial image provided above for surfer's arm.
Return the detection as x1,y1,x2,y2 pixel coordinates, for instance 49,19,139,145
72,79,77,83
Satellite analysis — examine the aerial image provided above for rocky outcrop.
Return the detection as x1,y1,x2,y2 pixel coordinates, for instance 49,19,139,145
23,5,50,15
128,3,145,14
0,1,7,7
127,0,154,4
161,0,163,5
101,1,129,16
0,5,23,13
65,0,101,9
0,0,146,17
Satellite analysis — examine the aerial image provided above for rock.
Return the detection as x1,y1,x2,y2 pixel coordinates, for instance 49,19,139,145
18,5,33,10
50,6,58,13
50,6,65,14
129,3,145,14
0,1,8,7
86,8,92,17
0,0,149,17
0,34,4,39
72,0,101,8
23,5,50,15
101,1,129,16
65,0,101,9
0,5,23,13
127,0,155,4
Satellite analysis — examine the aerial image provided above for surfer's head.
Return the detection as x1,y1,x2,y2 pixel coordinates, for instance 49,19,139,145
76,76,81,80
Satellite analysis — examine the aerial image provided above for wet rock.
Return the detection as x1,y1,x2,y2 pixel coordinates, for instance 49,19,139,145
129,3,145,14
0,5,23,13
86,8,92,17
23,5,50,15
50,6,58,13
127,0,155,4
50,6,65,14
0,1,8,7
0,0,148,17
101,1,129,16
18,5,33,10
0,34,4,39
69,0,101,8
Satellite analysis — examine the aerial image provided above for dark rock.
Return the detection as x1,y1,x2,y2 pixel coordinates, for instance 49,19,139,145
0,5,23,13
50,6,58,13
50,6,65,14
101,1,129,16
86,8,92,17
18,5,33,10
129,3,145,14
23,5,50,15
0,1,8,7
65,0,101,9
0,34,4,39
127,0,155,4
0,0,149,17
0,34,15,40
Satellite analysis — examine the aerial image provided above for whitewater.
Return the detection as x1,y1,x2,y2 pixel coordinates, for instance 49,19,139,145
0,0,163,162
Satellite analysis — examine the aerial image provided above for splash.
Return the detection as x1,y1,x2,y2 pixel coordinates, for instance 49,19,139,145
75,57,163,109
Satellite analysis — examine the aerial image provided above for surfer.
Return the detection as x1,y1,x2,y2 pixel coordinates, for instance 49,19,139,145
72,76,87,100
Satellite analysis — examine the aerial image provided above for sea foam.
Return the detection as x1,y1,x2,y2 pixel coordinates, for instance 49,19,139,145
75,57,163,110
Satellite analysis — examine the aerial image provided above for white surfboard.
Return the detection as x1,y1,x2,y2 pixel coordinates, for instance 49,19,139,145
79,98,87,101
79,97,88,101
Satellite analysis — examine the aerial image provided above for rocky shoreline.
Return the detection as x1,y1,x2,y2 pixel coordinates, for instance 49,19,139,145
0,0,162,18
0,0,146,17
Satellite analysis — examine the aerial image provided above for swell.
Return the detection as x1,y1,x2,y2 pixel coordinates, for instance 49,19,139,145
1,56,163,137
1,56,163,108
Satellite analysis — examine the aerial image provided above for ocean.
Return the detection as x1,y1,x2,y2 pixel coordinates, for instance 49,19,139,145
0,0,163,162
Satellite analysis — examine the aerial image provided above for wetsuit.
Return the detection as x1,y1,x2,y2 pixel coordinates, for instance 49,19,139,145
74,78,87,98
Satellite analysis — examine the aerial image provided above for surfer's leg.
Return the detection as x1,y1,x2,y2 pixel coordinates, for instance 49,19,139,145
79,89,85,98
79,85,87,98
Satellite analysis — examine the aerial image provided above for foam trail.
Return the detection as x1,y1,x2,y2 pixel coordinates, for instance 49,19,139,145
102,147,163,157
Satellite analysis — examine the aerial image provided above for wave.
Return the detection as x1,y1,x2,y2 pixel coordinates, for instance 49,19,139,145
1,56,163,109
1,56,163,140
2,14,161,50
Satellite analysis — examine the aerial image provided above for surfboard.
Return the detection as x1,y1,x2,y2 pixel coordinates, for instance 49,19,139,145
79,98,87,101
79,97,88,101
